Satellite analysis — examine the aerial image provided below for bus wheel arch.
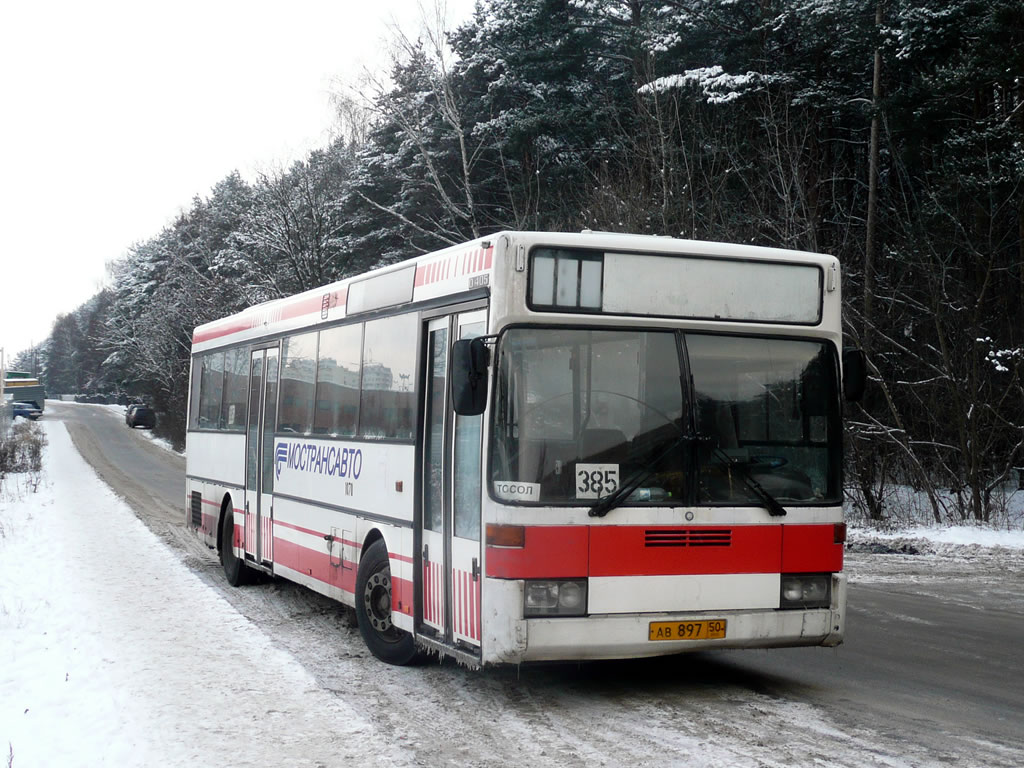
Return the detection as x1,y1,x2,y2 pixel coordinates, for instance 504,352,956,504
218,494,249,587
355,535,418,665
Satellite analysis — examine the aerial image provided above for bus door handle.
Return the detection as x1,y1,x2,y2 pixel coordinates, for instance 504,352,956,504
472,557,480,581
423,544,429,563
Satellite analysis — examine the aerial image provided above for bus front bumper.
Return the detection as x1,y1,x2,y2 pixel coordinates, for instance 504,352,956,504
484,573,846,664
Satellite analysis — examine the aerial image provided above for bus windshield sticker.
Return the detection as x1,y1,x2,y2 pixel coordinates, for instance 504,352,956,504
575,464,620,499
493,481,541,502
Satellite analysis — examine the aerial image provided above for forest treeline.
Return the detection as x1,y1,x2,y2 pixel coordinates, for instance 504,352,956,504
13,0,1024,523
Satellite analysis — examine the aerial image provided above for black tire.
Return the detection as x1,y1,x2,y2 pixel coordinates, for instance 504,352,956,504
220,505,249,586
355,539,418,665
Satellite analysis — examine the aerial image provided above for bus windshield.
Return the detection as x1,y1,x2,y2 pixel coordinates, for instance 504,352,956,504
489,328,840,507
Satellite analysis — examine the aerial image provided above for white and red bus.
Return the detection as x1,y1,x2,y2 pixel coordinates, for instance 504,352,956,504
186,231,864,666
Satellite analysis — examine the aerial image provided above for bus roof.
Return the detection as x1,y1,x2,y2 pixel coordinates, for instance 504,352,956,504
190,231,836,353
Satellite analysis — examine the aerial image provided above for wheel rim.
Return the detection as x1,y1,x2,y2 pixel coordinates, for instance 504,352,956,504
363,570,399,640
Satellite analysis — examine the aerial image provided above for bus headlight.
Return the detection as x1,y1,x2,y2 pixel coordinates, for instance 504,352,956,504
524,579,588,617
780,574,831,609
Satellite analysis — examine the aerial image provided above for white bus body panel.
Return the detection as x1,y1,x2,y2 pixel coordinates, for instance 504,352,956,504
273,438,415,523
187,432,245,488
588,573,780,614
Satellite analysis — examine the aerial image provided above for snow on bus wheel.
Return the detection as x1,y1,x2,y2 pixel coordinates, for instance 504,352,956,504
219,499,250,587
356,538,418,665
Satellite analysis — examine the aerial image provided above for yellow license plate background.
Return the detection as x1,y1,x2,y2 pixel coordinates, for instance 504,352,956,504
648,619,727,641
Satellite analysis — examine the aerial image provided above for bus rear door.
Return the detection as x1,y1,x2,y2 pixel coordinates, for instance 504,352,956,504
245,346,279,567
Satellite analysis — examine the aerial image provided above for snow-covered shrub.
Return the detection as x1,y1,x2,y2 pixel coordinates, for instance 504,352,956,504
0,421,46,495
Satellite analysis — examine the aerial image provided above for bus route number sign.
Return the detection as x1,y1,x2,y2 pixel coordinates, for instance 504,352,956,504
575,463,619,499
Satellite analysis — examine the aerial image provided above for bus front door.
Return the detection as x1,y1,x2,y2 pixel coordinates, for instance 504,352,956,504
245,346,279,568
419,309,486,652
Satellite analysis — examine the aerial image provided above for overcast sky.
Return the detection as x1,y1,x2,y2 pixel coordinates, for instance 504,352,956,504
0,0,475,364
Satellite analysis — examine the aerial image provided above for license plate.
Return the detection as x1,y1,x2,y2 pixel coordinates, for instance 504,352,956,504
648,619,727,641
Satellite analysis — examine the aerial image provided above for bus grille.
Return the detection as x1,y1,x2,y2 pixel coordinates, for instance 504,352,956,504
644,528,732,547
190,491,202,528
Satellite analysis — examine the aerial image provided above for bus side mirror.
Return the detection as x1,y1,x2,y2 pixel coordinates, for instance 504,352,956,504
451,338,489,416
842,348,867,403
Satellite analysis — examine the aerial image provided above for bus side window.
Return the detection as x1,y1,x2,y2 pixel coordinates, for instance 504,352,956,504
199,351,225,428
189,354,205,430
358,315,417,440
280,332,318,434
314,324,362,437
221,347,250,431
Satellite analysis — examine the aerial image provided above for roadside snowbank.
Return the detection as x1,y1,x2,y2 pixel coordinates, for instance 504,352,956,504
850,524,1024,551
0,421,407,768
845,522,1024,597
848,523,1024,564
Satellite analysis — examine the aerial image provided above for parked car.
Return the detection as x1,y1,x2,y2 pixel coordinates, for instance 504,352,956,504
13,402,42,420
126,404,156,429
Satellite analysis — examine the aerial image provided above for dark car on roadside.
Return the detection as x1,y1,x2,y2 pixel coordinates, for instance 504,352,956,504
13,402,42,420
126,404,156,429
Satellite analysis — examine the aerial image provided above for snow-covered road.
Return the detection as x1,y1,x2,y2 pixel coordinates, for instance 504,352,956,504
3,416,1023,767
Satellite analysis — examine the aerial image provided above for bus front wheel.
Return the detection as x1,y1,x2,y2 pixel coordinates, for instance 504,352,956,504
355,539,418,665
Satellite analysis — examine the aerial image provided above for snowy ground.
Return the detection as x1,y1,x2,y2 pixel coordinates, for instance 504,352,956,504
0,422,410,768
2,420,1023,767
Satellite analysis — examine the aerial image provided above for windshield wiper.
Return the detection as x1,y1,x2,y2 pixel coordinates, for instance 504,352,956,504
711,447,787,517
589,433,693,518
587,437,789,518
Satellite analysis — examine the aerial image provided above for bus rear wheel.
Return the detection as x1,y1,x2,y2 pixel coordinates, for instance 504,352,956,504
355,539,418,665
220,506,249,587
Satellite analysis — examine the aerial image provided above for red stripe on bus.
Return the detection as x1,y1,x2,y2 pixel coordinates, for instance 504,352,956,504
192,290,346,345
459,571,465,636
192,317,254,345
412,246,493,290
486,524,843,580
590,525,783,577
432,562,439,625
486,526,589,578
273,518,325,538
274,537,357,594
465,571,472,637
471,573,479,640
428,560,441,626
461,570,469,636
274,536,414,616
425,561,433,624
422,562,429,623
271,519,412,564
782,524,844,572
435,562,443,626
454,570,461,635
